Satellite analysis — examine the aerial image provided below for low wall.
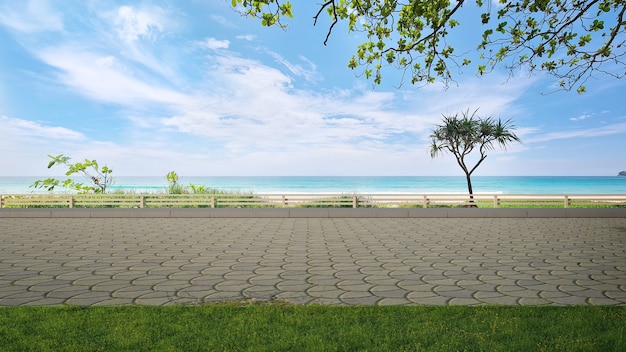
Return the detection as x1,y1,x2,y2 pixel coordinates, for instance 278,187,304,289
1,208,625,218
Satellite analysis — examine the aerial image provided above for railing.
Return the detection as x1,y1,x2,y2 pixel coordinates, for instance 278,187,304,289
1,193,625,209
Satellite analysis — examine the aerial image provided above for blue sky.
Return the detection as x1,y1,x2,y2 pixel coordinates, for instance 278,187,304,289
0,0,624,177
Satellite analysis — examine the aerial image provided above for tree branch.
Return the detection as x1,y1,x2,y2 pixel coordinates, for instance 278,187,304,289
313,0,338,46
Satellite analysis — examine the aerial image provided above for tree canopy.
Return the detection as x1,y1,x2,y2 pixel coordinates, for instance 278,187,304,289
233,0,626,93
430,110,521,198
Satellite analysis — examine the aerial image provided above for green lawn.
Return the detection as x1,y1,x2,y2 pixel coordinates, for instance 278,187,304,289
1,305,624,351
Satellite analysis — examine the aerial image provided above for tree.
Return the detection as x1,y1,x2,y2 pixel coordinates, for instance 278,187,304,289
232,0,626,92
429,110,521,204
165,171,213,194
31,154,114,194
166,170,185,194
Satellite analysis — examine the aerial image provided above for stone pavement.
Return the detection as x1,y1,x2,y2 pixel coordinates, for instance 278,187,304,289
1,212,625,306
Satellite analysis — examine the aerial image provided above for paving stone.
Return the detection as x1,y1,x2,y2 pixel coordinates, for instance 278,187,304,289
473,292,520,305
274,292,316,304
406,295,450,305
111,286,154,299
27,280,74,292
517,297,553,305
587,297,623,305
369,285,410,298
358,266,386,275
20,298,68,306
176,285,217,300
396,280,433,292
544,295,590,305
363,275,398,286
64,292,114,305
276,280,312,292
404,290,438,300
242,286,282,300
0,291,47,306
306,285,342,299
339,292,380,305
420,276,459,286
334,270,366,280
335,279,370,291
133,292,177,306
214,280,249,293
377,297,413,306
433,286,476,299
447,297,483,306
90,298,135,306
307,275,341,286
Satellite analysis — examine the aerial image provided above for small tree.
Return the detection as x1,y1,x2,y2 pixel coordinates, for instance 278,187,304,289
31,154,114,193
430,110,521,204
166,171,214,194
166,170,186,194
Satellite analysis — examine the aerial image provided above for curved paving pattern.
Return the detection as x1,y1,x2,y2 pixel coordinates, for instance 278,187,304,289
1,217,625,306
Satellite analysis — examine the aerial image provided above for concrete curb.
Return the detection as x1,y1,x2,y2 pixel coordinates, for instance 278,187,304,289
1,208,625,218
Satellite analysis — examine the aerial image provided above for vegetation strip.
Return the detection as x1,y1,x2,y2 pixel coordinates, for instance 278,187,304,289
1,305,625,351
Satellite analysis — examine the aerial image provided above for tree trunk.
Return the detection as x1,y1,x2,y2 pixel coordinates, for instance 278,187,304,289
465,173,477,207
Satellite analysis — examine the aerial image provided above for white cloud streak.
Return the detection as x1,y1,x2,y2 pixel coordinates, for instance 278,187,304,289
236,34,256,41
0,116,85,141
36,46,189,107
0,0,63,32
527,122,626,143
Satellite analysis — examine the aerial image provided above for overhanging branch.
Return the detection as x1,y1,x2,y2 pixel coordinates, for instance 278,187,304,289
313,0,338,46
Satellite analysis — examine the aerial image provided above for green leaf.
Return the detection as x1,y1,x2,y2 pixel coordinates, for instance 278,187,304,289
481,13,490,24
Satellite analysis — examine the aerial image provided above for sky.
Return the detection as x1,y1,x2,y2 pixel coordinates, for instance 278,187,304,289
0,0,625,177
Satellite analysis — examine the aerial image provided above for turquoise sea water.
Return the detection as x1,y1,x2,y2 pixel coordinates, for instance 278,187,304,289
1,176,626,194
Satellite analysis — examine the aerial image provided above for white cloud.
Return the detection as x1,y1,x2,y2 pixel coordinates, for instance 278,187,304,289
266,51,319,82
570,113,591,121
36,46,189,107
0,116,85,141
236,34,256,41
155,50,456,159
200,37,230,50
0,0,63,32
113,5,165,43
526,122,626,143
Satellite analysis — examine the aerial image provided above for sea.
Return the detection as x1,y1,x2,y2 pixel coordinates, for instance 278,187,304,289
1,176,626,195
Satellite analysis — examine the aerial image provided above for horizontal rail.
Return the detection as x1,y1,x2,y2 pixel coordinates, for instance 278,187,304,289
1,193,625,209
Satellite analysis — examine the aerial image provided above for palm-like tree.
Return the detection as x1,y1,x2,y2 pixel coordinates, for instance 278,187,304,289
430,110,522,204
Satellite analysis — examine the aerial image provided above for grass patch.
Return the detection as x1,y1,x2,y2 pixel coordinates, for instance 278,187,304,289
1,305,624,351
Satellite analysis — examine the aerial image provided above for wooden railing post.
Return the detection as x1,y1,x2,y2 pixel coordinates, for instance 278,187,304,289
140,195,145,208
353,195,358,208
493,195,499,208
211,196,215,208
282,195,287,208
423,195,428,208
0,195,3,208
564,195,569,208
69,195,74,208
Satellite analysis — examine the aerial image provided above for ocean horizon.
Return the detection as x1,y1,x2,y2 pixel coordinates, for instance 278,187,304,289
1,176,626,195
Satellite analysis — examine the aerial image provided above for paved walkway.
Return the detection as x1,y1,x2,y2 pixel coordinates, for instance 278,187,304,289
1,216,625,306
